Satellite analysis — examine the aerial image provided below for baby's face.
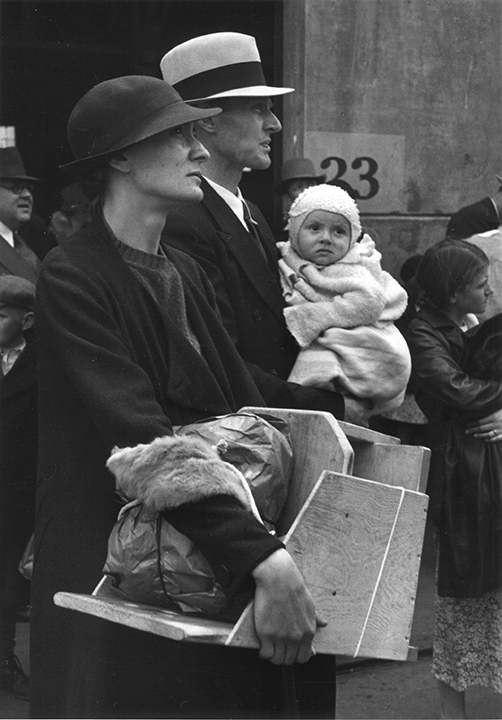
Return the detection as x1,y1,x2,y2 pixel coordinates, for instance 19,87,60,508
297,210,351,266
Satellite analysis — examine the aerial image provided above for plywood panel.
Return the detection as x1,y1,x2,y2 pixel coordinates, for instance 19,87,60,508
227,472,428,659
352,443,431,493
239,407,354,534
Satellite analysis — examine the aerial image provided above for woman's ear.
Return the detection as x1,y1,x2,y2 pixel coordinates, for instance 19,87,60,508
108,152,130,173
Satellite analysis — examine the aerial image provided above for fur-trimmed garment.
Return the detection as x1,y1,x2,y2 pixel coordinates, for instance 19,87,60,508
278,234,411,413
107,434,261,521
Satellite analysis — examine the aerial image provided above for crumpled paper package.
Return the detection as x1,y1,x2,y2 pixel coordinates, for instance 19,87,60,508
104,412,293,616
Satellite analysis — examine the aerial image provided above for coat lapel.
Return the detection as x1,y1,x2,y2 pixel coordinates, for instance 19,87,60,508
0,235,39,284
200,180,284,321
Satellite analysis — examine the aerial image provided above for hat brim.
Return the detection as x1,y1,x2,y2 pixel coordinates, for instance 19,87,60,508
185,85,294,101
60,102,221,174
274,174,327,194
0,174,40,182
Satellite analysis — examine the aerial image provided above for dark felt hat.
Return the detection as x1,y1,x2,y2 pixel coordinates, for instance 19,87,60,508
62,75,222,173
275,158,326,194
0,275,36,311
0,147,40,182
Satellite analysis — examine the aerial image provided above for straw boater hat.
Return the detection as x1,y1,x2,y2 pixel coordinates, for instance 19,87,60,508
61,75,222,173
0,147,39,183
275,158,326,194
160,32,294,102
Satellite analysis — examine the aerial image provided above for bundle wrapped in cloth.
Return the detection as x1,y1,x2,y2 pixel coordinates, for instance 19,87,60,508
103,412,293,618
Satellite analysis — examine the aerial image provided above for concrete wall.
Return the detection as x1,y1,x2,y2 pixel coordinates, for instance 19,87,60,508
282,0,502,275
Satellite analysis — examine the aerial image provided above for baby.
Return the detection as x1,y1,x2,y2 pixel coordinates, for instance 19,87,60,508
277,184,411,414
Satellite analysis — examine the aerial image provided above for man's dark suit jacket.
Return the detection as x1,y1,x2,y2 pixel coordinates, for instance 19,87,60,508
446,196,499,239
164,179,298,379
0,215,56,283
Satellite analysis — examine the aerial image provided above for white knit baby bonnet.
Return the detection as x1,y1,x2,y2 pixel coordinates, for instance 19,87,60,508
286,183,362,252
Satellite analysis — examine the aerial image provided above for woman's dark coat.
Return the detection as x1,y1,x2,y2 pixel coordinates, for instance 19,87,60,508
30,217,306,719
407,307,502,598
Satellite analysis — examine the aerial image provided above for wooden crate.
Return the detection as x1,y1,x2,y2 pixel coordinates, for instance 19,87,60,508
55,408,430,661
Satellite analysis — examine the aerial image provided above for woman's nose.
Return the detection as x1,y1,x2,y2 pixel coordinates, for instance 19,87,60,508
486,282,494,296
190,137,210,162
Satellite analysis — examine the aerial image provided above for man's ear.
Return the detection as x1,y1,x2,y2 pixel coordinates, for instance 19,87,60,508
108,152,130,173
196,116,218,135
22,311,35,331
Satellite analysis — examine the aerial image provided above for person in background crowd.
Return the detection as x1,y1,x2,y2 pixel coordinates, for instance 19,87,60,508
446,176,502,240
48,182,93,242
30,75,326,720
406,239,502,719
370,253,429,445
275,158,326,235
160,32,367,431
0,147,49,283
0,275,37,702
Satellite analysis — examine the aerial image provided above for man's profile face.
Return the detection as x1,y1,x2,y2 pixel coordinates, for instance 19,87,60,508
212,96,281,172
0,181,34,230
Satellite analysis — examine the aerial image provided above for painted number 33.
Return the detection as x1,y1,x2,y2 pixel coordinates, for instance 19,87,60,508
320,156,379,200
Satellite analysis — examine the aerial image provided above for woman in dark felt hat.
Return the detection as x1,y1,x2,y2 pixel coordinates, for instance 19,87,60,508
30,76,322,719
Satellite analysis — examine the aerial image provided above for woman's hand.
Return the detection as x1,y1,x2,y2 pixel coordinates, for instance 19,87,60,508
251,549,326,665
465,408,502,442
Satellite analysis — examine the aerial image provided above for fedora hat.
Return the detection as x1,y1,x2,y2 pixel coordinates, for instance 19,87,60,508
160,32,294,101
62,75,222,173
0,147,40,182
275,158,326,194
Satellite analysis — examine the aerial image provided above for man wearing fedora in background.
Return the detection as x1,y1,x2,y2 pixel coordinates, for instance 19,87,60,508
162,33,343,719
0,147,52,284
161,33,368,435
275,158,326,238
277,157,326,208
446,176,502,240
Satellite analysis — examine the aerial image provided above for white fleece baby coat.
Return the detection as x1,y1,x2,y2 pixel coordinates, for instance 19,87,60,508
277,234,411,413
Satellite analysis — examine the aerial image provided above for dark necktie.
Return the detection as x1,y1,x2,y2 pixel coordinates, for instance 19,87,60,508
242,201,266,259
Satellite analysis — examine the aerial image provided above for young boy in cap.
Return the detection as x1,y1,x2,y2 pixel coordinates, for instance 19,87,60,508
0,275,37,701
161,32,367,430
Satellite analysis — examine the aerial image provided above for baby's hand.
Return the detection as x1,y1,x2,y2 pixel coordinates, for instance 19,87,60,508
343,397,371,426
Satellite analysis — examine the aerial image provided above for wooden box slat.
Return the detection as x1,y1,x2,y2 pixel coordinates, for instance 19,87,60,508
352,443,431,493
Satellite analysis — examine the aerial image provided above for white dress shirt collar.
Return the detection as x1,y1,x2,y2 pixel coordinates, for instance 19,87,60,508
204,177,248,229
0,220,15,247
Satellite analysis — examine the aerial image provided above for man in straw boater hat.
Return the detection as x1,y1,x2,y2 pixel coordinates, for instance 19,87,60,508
161,33,347,719
29,74,326,719
161,32,367,431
